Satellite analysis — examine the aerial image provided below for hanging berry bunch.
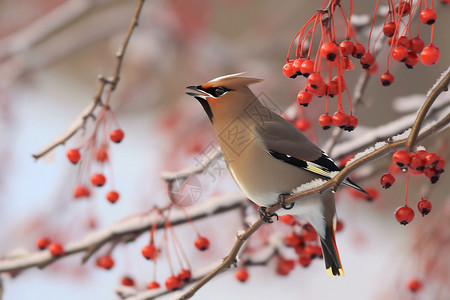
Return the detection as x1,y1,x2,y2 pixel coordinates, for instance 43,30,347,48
65,106,124,203
381,148,445,225
374,0,440,85
283,1,366,131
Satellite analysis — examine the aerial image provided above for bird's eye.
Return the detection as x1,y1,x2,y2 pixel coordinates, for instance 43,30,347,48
214,87,226,97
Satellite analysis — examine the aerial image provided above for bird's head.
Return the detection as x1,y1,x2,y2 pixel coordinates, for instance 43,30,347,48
186,73,263,122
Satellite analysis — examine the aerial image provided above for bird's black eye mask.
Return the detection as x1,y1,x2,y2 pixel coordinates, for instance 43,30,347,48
197,86,230,98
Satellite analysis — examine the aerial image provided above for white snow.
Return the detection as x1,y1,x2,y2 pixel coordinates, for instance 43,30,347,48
291,178,327,195
426,66,450,98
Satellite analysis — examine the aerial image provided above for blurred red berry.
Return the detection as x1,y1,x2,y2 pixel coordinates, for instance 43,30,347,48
147,281,160,290
344,115,358,132
336,219,344,232
332,112,349,128
352,43,365,59
282,60,297,78
235,269,249,282
408,279,422,292
297,91,313,107
410,37,425,53
110,129,125,143
295,119,311,132
66,148,81,164
178,269,192,283
396,1,411,16
360,52,375,69
36,237,51,250
319,114,333,130
280,214,296,226
49,243,64,257
106,190,120,203
121,276,135,287
142,244,158,260
298,255,312,267
396,36,411,49
380,72,394,86
405,52,419,69
96,255,114,269
392,46,408,62
165,276,181,291
382,22,396,37
284,232,302,247
194,236,210,251
339,40,355,56
91,173,106,187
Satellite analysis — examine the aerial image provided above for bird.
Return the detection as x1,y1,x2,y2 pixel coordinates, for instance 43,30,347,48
186,73,366,276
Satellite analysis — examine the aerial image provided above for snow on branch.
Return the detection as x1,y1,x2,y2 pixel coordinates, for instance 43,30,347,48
0,193,245,274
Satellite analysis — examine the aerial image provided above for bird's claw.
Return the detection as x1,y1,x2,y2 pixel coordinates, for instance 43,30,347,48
258,206,278,223
278,194,294,210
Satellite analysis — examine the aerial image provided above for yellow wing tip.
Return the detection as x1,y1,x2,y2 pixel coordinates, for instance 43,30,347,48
326,267,345,277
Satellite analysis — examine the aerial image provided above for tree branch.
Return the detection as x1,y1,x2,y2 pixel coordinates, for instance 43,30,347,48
0,194,245,274
31,0,146,159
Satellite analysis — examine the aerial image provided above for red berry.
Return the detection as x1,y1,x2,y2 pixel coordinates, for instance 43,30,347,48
276,258,295,276
321,42,339,61
91,173,106,187
352,43,365,59
178,269,192,283
382,21,396,37
409,154,426,171
282,60,297,78
292,58,304,74
49,242,64,257
96,255,114,269
434,158,445,173
306,73,324,90
332,111,349,128
319,114,333,130
408,279,422,292
147,281,160,290
339,40,355,56
194,236,209,251
297,91,313,107
165,276,181,291
392,46,408,62
395,206,415,225
344,115,358,132
396,36,411,50
365,187,379,201
420,8,437,25
106,190,120,203
421,45,439,65
66,148,81,164
96,146,108,163
380,173,395,189
405,52,419,69
424,168,440,184
417,199,432,216
294,119,311,132
300,60,315,77
141,244,158,260
410,37,425,53
393,150,411,169
308,81,327,97
121,276,135,287
235,269,249,282
110,129,124,143
425,152,439,167
280,214,296,226
360,52,375,69
74,185,90,198
303,245,322,259
380,72,394,86
284,232,302,247
396,1,411,16
298,255,312,267
327,79,339,97
36,237,51,250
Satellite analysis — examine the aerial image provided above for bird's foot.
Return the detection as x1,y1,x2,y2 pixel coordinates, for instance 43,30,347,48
278,194,294,210
258,206,278,223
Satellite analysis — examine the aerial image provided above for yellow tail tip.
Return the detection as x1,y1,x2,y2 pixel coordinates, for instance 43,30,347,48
326,267,345,276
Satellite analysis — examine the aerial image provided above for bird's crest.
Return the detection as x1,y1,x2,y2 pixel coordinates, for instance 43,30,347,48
201,73,264,89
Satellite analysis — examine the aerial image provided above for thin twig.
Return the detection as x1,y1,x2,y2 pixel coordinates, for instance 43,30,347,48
405,68,450,152
32,0,146,159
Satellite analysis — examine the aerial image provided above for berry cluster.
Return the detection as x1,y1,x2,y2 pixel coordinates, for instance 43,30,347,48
35,237,65,257
382,148,445,225
283,0,444,130
378,0,440,86
282,1,361,131
66,106,124,204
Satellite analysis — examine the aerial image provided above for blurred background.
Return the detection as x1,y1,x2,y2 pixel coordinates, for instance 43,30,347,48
0,0,449,299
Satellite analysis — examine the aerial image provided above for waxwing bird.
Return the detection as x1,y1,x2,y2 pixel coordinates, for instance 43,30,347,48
186,73,367,276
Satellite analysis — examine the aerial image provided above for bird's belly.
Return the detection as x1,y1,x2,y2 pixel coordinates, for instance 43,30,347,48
225,142,318,208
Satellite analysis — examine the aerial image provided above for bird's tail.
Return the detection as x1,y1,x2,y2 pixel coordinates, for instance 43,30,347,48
320,226,344,276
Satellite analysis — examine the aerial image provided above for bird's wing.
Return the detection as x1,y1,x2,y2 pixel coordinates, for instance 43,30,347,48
253,115,340,178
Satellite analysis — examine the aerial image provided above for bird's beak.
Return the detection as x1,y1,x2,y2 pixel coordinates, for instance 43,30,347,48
185,85,210,99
